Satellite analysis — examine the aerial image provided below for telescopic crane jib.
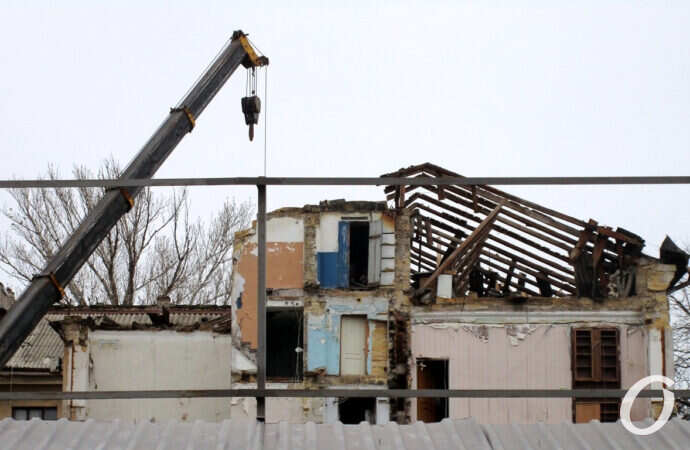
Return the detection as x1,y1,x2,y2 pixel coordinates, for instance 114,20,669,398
0,30,268,368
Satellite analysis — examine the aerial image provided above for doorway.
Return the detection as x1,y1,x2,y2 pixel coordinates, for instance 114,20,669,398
416,358,449,422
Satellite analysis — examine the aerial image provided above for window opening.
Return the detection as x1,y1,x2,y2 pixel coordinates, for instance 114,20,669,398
338,397,376,424
349,222,369,287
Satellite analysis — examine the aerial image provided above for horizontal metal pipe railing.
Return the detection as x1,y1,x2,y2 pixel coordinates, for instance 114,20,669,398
1,175,690,189
0,389,687,401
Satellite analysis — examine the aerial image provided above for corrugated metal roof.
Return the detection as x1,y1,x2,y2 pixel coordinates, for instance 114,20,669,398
5,309,230,370
6,315,64,370
1,418,689,449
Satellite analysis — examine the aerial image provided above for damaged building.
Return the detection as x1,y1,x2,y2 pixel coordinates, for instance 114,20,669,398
2,162,686,425
230,200,405,424
230,162,686,424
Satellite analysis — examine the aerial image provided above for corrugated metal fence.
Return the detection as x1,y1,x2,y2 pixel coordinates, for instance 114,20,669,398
1,417,689,449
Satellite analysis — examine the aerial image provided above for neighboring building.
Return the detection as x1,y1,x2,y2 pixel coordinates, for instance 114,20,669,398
1,284,62,421
0,297,234,423
229,163,685,424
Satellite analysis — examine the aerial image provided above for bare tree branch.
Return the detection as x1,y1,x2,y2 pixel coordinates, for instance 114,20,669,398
0,161,252,306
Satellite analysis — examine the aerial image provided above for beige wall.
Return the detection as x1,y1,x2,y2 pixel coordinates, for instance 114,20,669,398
411,322,649,424
0,376,62,419
78,329,232,422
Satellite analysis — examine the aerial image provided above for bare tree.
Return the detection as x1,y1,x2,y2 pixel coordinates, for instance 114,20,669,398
668,243,690,418
0,160,252,305
672,286,690,384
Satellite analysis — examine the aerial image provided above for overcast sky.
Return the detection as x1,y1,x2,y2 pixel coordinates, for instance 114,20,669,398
1,1,688,278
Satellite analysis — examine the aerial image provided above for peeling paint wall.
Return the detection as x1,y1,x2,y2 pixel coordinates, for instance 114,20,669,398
306,296,388,376
84,330,232,422
234,217,305,349
316,211,396,288
411,321,649,424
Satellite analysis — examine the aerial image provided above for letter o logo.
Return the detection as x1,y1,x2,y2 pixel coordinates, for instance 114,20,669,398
620,375,675,436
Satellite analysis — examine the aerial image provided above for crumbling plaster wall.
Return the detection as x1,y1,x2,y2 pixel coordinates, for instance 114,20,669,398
305,295,388,379
231,204,397,355
408,260,677,424
410,320,648,424
232,216,305,349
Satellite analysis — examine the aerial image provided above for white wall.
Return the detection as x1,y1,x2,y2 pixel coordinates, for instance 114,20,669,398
86,330,232,422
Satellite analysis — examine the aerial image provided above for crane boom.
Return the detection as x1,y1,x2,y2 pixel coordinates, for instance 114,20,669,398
0,30,268,368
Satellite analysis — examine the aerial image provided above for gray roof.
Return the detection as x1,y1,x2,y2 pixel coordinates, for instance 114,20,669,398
1,417,689,449
5,307,232,371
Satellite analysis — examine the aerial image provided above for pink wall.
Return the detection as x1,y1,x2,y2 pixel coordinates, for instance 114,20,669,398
411,323,649,424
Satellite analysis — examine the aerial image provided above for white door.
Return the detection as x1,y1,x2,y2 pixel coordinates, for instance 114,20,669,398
340,316,367,375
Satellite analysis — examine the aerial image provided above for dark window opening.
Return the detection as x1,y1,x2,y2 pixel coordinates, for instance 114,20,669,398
267,309,303,381
349,222,369,287
338,397,376,424
416,358,449,423
572,328,621,422
12,407,57,420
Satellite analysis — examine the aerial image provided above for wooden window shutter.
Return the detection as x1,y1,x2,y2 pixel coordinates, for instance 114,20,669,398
367,220,382,286
572,328,620,384
573,328,595,382
599,328,620,383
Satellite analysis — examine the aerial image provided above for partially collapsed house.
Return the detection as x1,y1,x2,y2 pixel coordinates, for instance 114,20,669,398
230,162,687,424
2,162,687,425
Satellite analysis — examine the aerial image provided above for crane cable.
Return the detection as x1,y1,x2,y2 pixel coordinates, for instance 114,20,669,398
264,66,268,177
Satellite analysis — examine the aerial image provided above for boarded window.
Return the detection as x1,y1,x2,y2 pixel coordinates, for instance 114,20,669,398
416,358,449,423
267,309,303,381
340,316,367,375
572,328,620,423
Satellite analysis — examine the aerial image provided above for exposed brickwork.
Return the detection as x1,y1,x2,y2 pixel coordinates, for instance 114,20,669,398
389,208,412,423
303,213,320,288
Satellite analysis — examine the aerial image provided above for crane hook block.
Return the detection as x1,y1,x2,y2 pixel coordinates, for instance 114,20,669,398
241,95,261,141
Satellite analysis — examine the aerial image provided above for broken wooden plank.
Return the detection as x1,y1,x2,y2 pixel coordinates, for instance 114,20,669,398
418,201,505,292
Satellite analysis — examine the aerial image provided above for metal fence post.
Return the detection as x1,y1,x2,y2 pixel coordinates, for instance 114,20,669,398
256,183,267,422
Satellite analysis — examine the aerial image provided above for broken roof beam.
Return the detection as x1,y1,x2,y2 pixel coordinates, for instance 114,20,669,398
411,197,580,264
389,162,588,228
414,217,576,289
475,259,542,297
412,203,573,267
386,164,643,258
409,244,546,297
422,214,575,278
421,183,583,242
416,226,577,294
417,201,505,293
415,186,577,251
410,227,575,296
454,236,489,295
410,192,619,266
